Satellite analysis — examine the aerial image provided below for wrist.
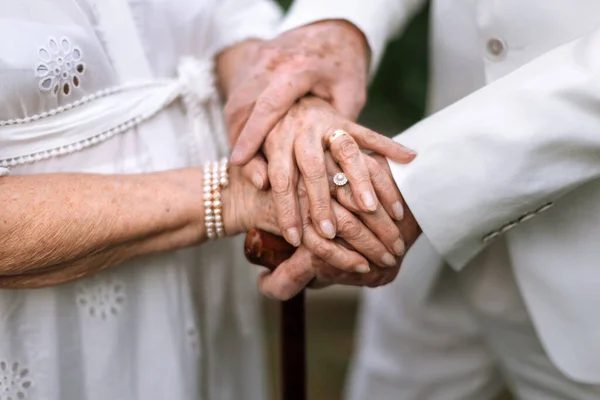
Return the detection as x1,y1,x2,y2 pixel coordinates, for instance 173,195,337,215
221,167,250,237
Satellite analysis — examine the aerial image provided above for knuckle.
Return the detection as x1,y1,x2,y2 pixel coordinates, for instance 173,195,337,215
270,171,293,195
301,158,326,182
314,241,335,260
338,216,362,239
312,198,330,217
338,138,360,161
255,97,278,115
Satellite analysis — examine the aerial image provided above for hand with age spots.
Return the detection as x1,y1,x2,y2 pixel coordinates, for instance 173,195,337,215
242,96,416,250
225,20,371,159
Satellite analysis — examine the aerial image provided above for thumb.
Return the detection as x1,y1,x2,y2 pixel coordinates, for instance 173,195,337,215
241,153,269,190
330,82,367,121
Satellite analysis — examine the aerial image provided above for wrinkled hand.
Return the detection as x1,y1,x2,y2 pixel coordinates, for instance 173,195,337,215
225,20,370,165
257,155,422,301
247,96,416,246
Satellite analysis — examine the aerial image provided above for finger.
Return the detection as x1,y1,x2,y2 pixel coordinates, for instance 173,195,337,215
257,246,317,300
331,201,398,268
224,77,265,146
324,154,405,258
298,180,369,273
349,123,417,164
295,130,336,239
241,153,269,190
265,126,302,247
327,130,377,212
367,155,404,221
230,74,314,165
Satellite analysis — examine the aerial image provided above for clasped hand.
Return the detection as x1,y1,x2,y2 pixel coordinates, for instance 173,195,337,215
229,96,420,299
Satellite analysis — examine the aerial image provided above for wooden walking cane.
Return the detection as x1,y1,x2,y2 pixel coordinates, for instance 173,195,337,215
244,229,306,400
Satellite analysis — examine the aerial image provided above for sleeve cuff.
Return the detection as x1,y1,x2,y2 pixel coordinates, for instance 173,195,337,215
213,1,282,54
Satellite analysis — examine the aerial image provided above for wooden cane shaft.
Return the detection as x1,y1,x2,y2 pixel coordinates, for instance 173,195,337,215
244,229,306,400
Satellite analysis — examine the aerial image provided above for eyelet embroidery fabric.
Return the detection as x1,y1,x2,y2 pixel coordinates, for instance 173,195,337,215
36,37,85,97
76,276,126,320
0,361,33,400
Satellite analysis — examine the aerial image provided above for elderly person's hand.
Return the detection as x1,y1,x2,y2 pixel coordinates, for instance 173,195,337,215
244,96,415,249
224,20,370,163
0,160,401,287
258,154,422,301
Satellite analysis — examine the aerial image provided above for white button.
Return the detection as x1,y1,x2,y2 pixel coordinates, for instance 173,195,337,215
487,38,506,57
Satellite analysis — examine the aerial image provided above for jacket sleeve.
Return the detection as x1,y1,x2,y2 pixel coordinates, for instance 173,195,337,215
278,0,426,74
388,30,600,269
213,0,283,53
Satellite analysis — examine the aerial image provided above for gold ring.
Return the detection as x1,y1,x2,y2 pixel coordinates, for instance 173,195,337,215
327,129,348,148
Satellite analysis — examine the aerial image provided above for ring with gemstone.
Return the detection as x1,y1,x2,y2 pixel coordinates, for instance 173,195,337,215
333,172,349,187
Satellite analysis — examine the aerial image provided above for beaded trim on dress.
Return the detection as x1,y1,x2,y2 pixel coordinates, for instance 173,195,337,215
0,57,218,169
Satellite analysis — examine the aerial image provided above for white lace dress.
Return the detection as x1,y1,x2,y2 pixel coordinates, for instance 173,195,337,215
0,1,280,399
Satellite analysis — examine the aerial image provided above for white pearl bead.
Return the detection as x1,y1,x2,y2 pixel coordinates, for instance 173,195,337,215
213,200,222,208
57,106,64,113
219,177,228,186
204,201,212,208
31,114,40,121
205,215,215,222
214,214,222,222
205,207,213,215
7,119,14,124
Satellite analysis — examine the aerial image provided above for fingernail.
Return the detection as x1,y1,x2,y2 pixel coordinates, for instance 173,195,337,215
392,201,404,220
230,148,243,165
320,220,336,239
251,172,264,189
285,228,301,247
360,191,377,212
356,264,370,274
393,239,405,256
382,252,396,267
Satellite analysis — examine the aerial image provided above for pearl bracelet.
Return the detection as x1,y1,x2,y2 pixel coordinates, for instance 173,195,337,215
203,157,230,240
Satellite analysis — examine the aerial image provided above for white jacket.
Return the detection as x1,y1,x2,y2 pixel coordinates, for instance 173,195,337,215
282,0,600,383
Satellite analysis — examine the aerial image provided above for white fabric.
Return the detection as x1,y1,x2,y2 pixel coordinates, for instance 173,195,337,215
348,240,600,400
285,0,600,391
0,0,281,399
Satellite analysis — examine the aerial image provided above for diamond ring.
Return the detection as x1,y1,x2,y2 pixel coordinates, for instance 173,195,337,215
333,172,349,187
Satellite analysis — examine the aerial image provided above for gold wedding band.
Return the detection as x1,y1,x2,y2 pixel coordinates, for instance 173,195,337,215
327,129,348,148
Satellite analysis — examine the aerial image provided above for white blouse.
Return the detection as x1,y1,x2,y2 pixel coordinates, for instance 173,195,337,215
0,1,280,399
